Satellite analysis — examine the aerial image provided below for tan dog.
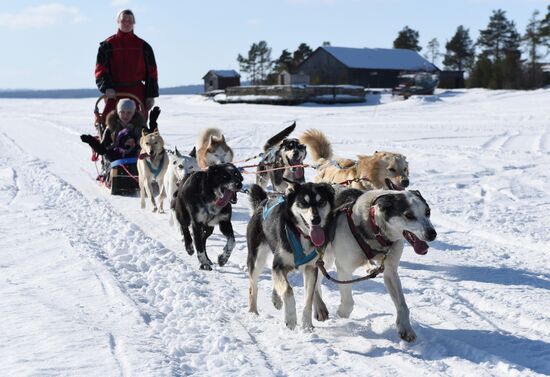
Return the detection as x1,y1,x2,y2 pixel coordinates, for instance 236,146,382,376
137,130,169,212
196,128,234,169
299,129,410,190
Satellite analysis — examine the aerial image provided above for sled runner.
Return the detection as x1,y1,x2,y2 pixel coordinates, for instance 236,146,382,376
93,93,143,195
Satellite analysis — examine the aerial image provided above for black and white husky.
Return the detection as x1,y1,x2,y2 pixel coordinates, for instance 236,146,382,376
247,182,335,330
317,188,437,342
173,163,243,270
256,122,307,192
164,147,199,228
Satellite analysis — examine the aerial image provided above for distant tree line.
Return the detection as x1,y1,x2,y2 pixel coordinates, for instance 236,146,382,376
238,6,550,89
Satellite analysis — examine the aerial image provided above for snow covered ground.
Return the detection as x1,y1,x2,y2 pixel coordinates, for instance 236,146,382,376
1,89,549,376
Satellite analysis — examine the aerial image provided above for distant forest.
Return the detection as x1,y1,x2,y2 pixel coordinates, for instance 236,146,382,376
237,7,550,89
0,85,203,99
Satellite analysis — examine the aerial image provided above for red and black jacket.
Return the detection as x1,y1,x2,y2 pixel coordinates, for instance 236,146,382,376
95,30,159,98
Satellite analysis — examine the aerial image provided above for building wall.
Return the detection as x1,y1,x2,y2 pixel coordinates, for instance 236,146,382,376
204,74,240,92
298,49,349,85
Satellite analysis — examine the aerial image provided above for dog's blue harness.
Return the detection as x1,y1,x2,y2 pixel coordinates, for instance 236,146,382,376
145,153,165,178
262,196,318,267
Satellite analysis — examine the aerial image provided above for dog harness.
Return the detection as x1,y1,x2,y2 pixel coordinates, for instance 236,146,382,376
262,196,319,267
145,152,165,178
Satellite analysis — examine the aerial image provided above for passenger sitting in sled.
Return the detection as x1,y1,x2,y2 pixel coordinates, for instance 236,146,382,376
81,98,154,161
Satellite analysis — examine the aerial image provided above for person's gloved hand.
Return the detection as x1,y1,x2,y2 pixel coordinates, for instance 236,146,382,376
105,88,116,99
145,97,155,111
149,106,161,131
80,134,96,144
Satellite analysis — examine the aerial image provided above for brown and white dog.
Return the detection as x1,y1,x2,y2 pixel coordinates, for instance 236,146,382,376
196,128,234,169
299,129,410,190
137,130,169,212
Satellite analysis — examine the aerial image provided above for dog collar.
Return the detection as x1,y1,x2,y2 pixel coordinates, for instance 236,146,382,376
369,206,393,247
345,210,387,260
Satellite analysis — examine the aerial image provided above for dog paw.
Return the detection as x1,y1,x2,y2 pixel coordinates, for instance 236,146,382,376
272,290,283,310
398,326,417,343
185,245,195,256
141,203,146,209
158,209,165,214
199,263,213,271
218,254,229,267
337,305,353,318
314,307,329,322
302,322,315,332
152,207,158,213
285,316,297,330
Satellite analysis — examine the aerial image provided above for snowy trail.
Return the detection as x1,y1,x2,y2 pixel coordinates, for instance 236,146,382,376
1,90,549,376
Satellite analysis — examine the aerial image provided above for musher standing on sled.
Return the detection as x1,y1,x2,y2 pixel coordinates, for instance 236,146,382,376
95,9,159,119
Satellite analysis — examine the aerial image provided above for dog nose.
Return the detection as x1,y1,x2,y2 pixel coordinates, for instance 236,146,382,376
401,178,409,187
425,227,437,241
311,215,321,226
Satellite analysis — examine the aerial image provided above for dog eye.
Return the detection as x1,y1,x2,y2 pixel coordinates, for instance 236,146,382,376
404,212,416,220
425,208,431,217
388,167,396,173
178,164,184,169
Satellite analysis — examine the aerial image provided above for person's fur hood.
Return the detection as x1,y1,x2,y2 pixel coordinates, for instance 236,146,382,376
105,109,145,135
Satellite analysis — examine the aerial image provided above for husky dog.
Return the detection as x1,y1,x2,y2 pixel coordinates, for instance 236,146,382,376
300,129,409,190
173,163,243,270
164,147,200,227
256,122,307,192
196,128,234,169
137,130,169,212
317,188,437,342
247,182,335,330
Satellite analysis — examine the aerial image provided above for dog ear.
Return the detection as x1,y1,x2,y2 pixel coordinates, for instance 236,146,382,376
175,147,182,157
375,194,395,211
141,129,149,137
316,182,335,200
189,146,197,158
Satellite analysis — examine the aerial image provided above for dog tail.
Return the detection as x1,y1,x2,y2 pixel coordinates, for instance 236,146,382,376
263,122,296,151
299,129,333,163
249,184,268,210
197,128,224,149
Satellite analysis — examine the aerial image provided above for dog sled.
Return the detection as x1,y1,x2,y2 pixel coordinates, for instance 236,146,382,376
92,93,142,195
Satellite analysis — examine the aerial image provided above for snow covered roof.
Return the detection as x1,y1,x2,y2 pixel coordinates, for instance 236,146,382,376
321,46,439,72
203,70,240,79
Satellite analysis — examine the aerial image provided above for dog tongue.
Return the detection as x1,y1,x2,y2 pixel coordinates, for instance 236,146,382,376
215,190,233,207
403,231,429,255
309,225,325,247
293,167,304,180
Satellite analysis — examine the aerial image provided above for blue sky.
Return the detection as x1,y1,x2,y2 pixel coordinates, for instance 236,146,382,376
0,0,547,89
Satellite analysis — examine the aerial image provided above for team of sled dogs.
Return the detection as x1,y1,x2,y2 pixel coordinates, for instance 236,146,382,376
135,122,437,342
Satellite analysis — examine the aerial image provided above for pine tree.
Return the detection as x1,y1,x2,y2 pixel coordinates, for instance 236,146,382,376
424,38,441,64
237,41,273,84
473,9,523,89
393,26,422,51
540,5,550,48
443,25,475,71
274,49,294,73
523,10,544,88
292,43,313,71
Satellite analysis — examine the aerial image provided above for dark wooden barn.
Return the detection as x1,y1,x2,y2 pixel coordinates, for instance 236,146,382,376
203,70,241,92
438,70,465,89
298,46,439,88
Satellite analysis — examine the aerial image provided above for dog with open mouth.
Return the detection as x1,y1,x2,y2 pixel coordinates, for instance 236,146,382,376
172,163,243,270
247,181,335,330
316,188,436,342
299,129,409,190
137,129,169,213
256,122,307,192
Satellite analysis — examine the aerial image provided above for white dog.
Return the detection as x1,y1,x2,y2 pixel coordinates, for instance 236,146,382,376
164,147,200,227
316,188,437,342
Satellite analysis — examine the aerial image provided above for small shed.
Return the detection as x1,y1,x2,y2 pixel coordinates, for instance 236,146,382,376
277,70,310,85
203,70,241,92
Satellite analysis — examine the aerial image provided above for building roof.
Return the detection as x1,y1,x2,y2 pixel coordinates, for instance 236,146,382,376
203,70,241,79
320,46,439,72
